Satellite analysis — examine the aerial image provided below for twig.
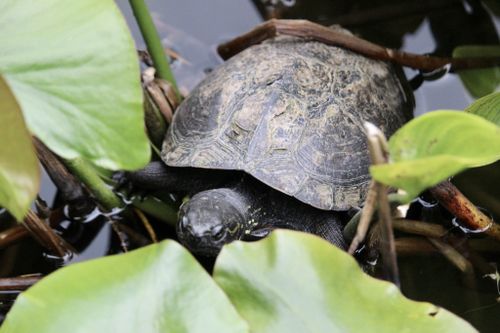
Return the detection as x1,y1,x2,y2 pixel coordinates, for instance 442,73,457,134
217,19,499,72
113,221,151,247
142,68,168,147
23,210,74,257
348,180,378,254
142,67,178,124
0,275,42,291
392,218,449,238
134,208,158,243
427,237,476,288
0,226,29,250
449,238,496,276
396,237,500,255
34,138,87,203
395,237,435,255
430,181,500,242
364,122,399,287
108,219,129,252
34,138,94,216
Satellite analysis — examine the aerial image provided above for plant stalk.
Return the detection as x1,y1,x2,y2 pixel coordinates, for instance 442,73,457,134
129,0,180,99
63,158,123,211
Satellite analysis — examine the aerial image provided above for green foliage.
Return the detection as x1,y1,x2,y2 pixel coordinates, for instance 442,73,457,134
215,231,476,333
0,0,150,171
453,45,500,98
465,91,500,125
0,231,475,332
370,111,500,202
0,0,151,218
0,241,249,333
0,77,39,220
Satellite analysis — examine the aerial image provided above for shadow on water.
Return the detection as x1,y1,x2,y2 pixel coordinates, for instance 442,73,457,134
1,0,498,331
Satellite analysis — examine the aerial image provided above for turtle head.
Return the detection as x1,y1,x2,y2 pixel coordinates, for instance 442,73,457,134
176,189,248,256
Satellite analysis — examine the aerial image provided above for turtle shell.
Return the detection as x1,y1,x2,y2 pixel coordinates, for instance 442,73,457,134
162,35,413,210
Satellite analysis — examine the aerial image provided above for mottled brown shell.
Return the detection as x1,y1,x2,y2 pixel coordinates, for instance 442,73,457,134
162,35,413,210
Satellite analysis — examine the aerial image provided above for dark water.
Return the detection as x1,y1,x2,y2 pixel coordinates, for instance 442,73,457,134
1,0,499,331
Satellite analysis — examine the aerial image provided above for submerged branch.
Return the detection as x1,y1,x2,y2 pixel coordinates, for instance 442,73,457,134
23,210,73,257
392,219,449,238
364,122,399,287
430,181,500,242
0,226,29,250
348,180,378,254
0,275,42,291
218,19,499,72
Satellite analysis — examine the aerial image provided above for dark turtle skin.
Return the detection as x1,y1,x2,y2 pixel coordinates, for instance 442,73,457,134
133,29,413,256
131,162,347,257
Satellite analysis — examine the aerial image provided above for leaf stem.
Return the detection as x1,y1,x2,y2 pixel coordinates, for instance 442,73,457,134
129,0,181,98
132,196,177,227
63,158,123,211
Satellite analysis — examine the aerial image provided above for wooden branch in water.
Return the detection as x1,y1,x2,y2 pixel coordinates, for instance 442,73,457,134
34,138,88,204
427,237,476,288
396,237,500,255
364,122,399,287
0,226,29,250
217,19,499,72
0,275,42,291
427,238,474,273
392,218,449,238
34,138,95,218
348,180,378,254
430,181,500,242
23,210,74,257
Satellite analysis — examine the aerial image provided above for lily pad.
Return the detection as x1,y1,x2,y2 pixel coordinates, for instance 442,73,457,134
0,241,248,333
0,77,39,220
370,111,500,201
453,45,500,99
0,0,150,170
214,230,476,333
465,91,500,125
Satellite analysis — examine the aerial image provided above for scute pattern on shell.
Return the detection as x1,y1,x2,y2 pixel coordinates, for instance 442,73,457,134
162,35,413,210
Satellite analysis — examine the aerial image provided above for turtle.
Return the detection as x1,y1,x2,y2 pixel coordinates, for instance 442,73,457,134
131,28,414,256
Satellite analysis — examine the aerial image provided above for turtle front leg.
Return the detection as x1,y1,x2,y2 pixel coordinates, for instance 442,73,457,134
126,161,236,193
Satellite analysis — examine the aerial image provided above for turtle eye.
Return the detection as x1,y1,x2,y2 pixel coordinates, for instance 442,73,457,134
212,226,226,241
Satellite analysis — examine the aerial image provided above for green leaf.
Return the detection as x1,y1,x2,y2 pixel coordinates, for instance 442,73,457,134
370,111,500,201
214,230,476,333
0,0,150,170
0,241,249,333
465,91,500,125
0,77,39,220
453,45,500,99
